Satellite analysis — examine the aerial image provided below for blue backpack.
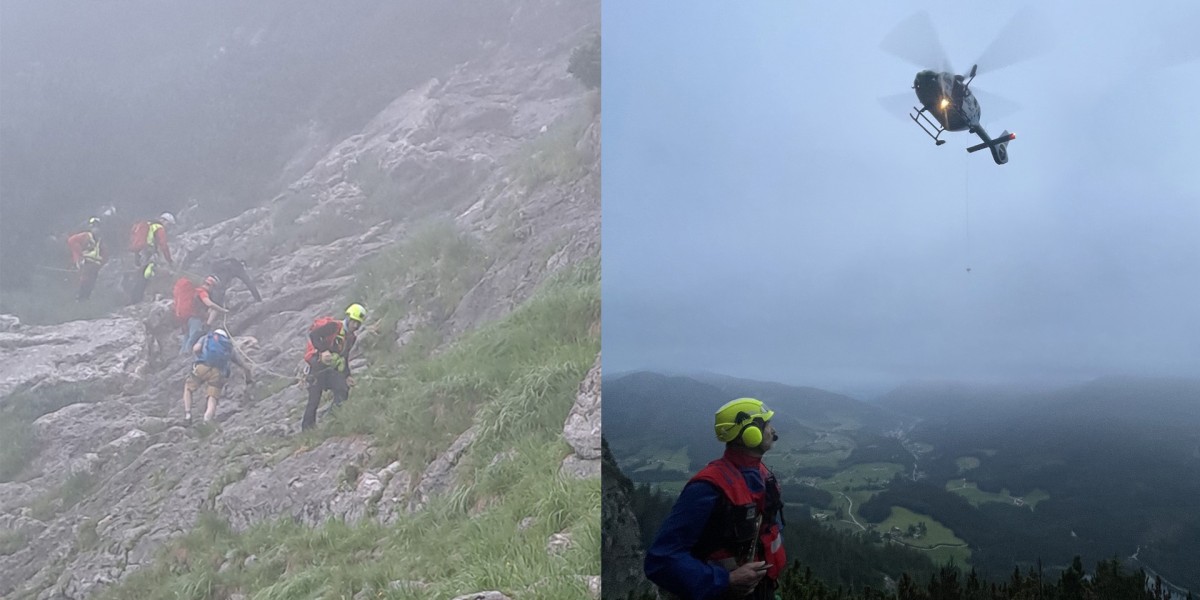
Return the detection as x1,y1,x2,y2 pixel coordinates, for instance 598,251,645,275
197,332,234,375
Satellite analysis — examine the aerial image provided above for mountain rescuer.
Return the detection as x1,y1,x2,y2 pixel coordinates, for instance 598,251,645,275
174,275,230,355
183,328,252,424
66,217,106,300
209,257,263,306
130,212,175,269
645,398,787,600
126,213,175,304
301,303,365,431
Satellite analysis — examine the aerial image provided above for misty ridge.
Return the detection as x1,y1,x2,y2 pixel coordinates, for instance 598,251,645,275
0,0,514,287
603,370,1200,596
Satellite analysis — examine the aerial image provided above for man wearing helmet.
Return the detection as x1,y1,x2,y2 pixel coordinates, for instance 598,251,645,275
66,217,106,300
183,327,252,424
179,275,230,355
301,303,366,431
126,212,177,304
645,398,786,600
130,212,176,269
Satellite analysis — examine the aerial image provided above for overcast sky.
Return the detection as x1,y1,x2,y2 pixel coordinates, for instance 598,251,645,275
602,1,1200,399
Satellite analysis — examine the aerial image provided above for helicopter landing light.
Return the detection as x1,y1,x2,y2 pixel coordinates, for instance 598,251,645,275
939,98,950,110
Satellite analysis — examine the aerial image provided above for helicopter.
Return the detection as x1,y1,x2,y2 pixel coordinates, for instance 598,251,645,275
880,8,1052,166
909,64,1014,165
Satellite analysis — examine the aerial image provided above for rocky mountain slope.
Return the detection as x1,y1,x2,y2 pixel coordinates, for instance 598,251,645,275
600,437,654,600
0,2,599,598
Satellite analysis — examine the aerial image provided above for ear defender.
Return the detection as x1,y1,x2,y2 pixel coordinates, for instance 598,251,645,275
735,411,763,447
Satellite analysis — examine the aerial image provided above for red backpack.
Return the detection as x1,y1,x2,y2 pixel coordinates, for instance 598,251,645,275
304,316,343,362
130,221,150,252
173,278,197,323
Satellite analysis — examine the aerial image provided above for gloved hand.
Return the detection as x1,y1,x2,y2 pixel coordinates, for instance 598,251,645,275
346,376,356,388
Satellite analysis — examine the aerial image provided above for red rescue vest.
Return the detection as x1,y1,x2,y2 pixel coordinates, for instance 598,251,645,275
689,452,787,581
304,316,349,363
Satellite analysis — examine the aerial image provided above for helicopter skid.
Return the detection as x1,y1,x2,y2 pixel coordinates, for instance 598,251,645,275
910,108,947,146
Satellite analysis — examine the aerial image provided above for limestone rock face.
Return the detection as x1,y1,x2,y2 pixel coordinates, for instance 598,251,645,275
561,354,601,479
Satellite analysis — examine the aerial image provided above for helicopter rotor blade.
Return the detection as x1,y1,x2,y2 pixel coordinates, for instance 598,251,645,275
877,91,919,123
972,5,1056,76
970,87,1024,125
880,11,954,73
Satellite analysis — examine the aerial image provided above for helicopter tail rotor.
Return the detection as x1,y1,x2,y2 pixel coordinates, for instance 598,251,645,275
966,129,1014,165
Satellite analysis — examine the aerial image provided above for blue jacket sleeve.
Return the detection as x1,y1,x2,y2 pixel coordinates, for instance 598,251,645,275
644,481,730,600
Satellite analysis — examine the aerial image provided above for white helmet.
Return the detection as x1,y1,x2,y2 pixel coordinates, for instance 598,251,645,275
213,329,229,338
159,212,176,226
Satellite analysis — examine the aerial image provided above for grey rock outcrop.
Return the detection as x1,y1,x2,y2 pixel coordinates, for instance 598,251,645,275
216,438,375,530
452,592,514,600
0,317,145,399
0,314,20,332
561,354,601,479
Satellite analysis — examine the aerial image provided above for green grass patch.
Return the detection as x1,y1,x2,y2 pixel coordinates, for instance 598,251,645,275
101,448,598,600
325,258,598,473
954,456,981,473
347,218,490,359
877,506,971,566
97,260,602,600
944,479,1050,510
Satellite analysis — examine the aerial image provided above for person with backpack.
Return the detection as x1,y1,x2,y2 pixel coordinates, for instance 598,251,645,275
129,212,176,269
209,257,263,305
125,213,175,305
183,328,252,424
301,303,366,431
174,275,230,355
66,217,106,300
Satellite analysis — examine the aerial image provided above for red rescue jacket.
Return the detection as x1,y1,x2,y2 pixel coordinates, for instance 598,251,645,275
67,231,105,265
304,317,357,373
129,220,172,264
689,449,787,581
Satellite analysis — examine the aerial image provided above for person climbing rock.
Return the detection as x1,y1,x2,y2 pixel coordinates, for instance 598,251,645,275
174,275,229,355
209,257,262,306
300,303,365,431
66,217,106,300
183,328,252,424
645,398,787,600
125,213,176,305
129,212,176,269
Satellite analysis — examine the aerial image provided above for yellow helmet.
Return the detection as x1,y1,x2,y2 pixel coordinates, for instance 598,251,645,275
345,303,366,323
714,397,774,447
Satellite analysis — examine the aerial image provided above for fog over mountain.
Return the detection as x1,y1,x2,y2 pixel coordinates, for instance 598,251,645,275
1,0,509,286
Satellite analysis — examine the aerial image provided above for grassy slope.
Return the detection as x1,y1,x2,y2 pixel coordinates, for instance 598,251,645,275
95,259,600,600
